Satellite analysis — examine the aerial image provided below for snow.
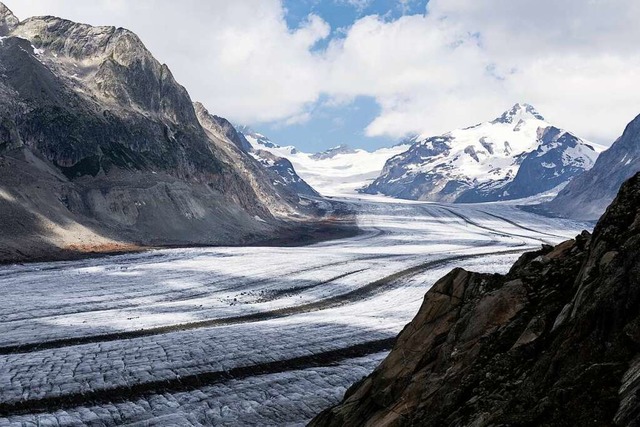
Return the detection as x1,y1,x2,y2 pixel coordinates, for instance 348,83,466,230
561,142,599,167
0,198,590,426
410,113,566,183
369,104,603,201
246,138,409,197
31,45,44,55
281,146,411,197
238,125,409,197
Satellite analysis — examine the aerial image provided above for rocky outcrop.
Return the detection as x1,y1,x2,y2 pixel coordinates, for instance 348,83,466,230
543,113,640,220
0,2,18,36
311,173,640,426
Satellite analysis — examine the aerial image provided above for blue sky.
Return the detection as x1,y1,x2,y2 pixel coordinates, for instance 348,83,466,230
283,0,428,43
258,96,395,153
256,0,429,152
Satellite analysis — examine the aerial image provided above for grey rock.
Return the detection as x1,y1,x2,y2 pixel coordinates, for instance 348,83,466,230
0,2,18,36
310,144,356,160
0,3,330,263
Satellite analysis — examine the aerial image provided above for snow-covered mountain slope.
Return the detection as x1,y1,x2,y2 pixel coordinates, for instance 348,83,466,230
362,104,604,203
237,127,409,197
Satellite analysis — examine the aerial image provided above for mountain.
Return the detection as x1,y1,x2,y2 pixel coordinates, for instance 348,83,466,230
194,105,318,198
235,125,297,153
542,113,640,220
311,172,640,427
236,125,298,155
0,4,332,263
236,126,410,197
310,144,357,160
362,103,602,203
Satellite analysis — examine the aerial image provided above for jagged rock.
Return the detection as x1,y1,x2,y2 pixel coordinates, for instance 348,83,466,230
194,103,253,152
310,145,357,160
311,173,640,427
0,2,18,36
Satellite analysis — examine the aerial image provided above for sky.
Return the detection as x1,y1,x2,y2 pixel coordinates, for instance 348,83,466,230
4,0,640,152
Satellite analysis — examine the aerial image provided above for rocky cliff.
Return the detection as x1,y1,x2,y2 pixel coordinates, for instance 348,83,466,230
0,4,332,263
311,172,640,426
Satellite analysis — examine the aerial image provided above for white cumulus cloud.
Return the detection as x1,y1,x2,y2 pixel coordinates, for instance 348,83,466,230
4,0,640,144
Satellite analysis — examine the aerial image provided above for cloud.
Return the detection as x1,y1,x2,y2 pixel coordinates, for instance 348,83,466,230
321,13,507,137
319,0,640,142
335,0,373,13
4,0,640,144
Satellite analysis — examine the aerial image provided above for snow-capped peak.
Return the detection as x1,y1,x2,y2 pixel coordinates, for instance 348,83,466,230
492,103,545,124
234,124,295,153
363,104,600,203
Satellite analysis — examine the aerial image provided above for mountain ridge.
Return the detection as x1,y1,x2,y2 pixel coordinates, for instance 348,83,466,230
0,3,344,263
362,103,601,203
541,112,640,220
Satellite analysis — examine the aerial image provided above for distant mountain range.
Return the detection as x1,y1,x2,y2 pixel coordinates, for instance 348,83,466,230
235,126,409,197
362,103,603,203
236,102,640,222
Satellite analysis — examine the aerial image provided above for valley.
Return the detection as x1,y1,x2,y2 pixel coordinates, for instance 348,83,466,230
0,3,637,426
0,196,588,426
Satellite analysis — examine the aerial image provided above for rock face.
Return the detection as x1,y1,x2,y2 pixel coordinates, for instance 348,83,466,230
362,104,600,203
0,4,326,262
193,102,318,199
311,173,640,427
543,113,640,220
0,3,17,35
